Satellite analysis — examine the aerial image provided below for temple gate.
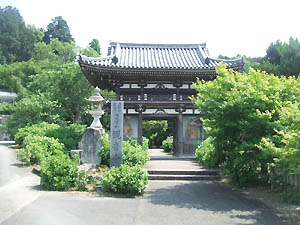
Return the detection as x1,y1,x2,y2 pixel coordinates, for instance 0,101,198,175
79,42,243,155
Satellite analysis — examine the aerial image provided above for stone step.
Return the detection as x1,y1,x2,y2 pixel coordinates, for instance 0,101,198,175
147,169,219,176
150,156,196,161
148,174,221,181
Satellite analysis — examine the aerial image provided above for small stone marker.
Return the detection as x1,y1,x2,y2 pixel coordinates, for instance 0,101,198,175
81,127,102,164
110,101,124,167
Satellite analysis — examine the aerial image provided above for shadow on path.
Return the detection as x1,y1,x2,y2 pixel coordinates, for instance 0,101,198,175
144,181,298,225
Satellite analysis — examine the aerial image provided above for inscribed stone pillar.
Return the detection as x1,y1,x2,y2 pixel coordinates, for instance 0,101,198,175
80,127,104,164
110,101,124,167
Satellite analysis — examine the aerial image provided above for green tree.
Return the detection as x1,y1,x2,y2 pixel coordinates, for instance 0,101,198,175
0,6,36,64
42,16,74,44
3,93,63,137
142,120,170,147
89,39,101,55
191,63,300,186
33,38,76,63
259,38,300,77
27,63,93,123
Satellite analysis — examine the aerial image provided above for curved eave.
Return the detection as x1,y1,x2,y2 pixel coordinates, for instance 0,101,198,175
79,61,243,75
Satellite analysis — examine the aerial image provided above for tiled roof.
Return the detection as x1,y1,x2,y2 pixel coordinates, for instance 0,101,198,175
79,42,243,70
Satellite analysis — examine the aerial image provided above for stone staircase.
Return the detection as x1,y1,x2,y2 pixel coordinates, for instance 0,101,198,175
146,149,221,181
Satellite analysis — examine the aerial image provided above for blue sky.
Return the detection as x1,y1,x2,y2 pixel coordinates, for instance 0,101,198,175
1,0,299,57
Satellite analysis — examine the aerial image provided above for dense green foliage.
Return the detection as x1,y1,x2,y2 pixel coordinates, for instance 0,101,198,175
40,151,88,191
0,102,14,114
42,16,74,44
15,122,85,152
15,123,89,191
195,138,222,169
15,122,59,146
161,136,173,153
17,135,64,165
258,38,300,77
45,124,86,151
4,93,62,137
0,6,36,64
101,164,148,194
142,120,171,147
192,64,300,187
89,39,101,55
100,135,150,167
122,141,150,166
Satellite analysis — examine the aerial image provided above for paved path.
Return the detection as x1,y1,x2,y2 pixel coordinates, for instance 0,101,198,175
0,144,298,225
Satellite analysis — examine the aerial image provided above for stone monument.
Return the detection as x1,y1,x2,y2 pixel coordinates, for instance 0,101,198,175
80,87,106,165
110,101,124,167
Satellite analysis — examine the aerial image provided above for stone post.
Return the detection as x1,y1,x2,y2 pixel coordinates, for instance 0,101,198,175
110,101,124,167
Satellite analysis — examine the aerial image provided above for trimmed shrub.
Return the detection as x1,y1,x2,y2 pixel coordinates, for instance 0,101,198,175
0,102,14,115
123,141,150,167
40,151,88,191
15,122,85,152
99,134,110,166
100,135,150,167
45,123,86,151
101,164,148,195
162,136,173,153
15,122,59,146
17,135,64,165
142,137,149,151
195,138,222,169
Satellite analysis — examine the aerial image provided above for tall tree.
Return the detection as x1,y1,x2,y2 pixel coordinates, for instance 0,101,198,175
0,6,36,64
259,38,300,77
89,39,101,55
43,16,74,44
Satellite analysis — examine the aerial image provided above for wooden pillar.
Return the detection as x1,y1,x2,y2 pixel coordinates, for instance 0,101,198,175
177,113,184,156
138,112,143,145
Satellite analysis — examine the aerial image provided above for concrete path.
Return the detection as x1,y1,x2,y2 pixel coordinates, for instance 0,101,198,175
0,144,298,225
146,148,202,170
146,149,220,180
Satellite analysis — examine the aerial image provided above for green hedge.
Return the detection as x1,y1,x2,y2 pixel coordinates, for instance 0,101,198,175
17,135,64,165
195,138,223,169
40,151,88,191
0,102,14,115
161,136,173,153
101,164,148,194
15,122,59,146
100,135,150,167
15,122,85,151
45,123,86,151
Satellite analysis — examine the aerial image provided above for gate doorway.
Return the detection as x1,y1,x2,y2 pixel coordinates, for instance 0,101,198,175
142,119,174,149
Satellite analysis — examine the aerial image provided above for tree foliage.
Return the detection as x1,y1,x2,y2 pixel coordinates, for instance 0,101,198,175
0,6,36,64
259,38,300,77
142,120,170,147
89,39,101,55
3,93,63,137
192,64,300,186
42,16,74,44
